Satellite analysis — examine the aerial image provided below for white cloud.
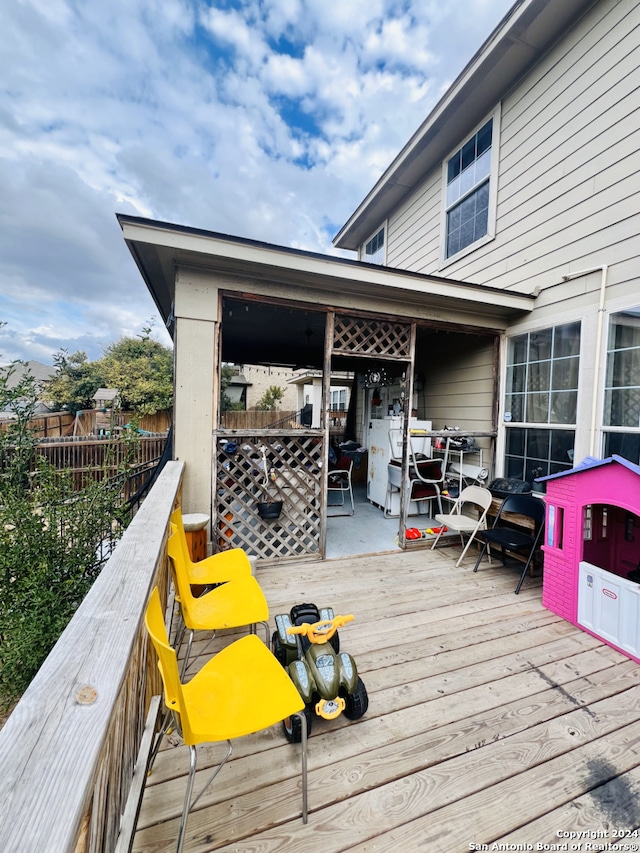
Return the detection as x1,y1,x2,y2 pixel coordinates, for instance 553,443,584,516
0,0,514,364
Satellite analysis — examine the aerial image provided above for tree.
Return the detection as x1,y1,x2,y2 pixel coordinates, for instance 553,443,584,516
220,364,244,412
47,328,173,416
101,334,173,415
256,385,284,411
47,350,105,414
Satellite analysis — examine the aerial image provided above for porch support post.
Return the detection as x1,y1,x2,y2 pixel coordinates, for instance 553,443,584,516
319,311,335,558
173,268,219,524
398,323,417,548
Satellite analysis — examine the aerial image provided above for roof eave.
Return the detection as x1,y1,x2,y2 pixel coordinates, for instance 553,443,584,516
118,214,535,336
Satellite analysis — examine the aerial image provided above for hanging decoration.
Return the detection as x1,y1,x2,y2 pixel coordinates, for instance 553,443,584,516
363,366,390,387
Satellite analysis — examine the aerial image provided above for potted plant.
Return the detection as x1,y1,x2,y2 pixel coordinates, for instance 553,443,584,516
256,446,283,520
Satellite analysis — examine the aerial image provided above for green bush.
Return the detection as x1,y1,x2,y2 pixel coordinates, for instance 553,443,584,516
0,364,130,710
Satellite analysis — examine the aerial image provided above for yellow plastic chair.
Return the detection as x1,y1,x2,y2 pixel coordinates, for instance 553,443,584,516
168,533,270,675
145,587,308,853
170,507,252,586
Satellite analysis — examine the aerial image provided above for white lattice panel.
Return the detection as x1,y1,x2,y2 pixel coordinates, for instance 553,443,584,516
333,314,411,359
214,432,323,561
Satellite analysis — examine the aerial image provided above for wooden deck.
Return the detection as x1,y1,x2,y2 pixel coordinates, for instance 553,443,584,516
133,545,640,853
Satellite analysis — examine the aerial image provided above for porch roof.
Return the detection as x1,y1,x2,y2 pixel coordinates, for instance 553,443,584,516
118,214,534,366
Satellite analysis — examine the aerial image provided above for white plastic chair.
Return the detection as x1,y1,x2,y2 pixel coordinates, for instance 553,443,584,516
327,456,355,516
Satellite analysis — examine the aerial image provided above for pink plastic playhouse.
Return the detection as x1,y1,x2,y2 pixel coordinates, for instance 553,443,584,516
539,455,640,662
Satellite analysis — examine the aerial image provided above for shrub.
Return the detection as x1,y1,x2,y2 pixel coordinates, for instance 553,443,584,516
0,363,130,710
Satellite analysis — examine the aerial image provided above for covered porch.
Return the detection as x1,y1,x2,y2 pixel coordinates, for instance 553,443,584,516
118,215,534,563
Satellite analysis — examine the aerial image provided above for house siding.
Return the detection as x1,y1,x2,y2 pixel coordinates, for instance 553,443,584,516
375,0,640,473
418,337,495,432
384,0,640,305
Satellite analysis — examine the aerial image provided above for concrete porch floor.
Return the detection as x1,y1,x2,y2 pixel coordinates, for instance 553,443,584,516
326,482,440,559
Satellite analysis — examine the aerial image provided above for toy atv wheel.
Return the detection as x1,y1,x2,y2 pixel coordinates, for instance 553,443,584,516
283,706,313,743
343,677,368,720
271,631,287,667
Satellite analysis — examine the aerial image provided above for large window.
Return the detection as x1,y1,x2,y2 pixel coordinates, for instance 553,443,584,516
504,322,581,485
602,308,640,464
444,117,494,259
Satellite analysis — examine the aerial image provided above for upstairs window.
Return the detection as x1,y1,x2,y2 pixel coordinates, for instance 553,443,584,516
364,227,385,264
443,113,498,261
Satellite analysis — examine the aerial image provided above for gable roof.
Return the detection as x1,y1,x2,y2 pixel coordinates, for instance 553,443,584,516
334,0,599,251
537,455,640,482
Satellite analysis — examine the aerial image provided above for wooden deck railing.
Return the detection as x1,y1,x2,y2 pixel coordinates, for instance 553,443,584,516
0,460,184,853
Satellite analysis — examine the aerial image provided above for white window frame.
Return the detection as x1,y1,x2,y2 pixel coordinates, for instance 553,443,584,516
601,306,640,464
361,223,386,265
501,319,582,487
439,104,501,269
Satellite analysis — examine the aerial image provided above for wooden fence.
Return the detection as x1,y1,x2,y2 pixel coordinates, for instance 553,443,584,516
0,461,184,853
0,410,172,438
35,434,169,489
220,409,299,429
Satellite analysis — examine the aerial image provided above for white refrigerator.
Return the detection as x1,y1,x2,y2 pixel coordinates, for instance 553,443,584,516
367,417,432,514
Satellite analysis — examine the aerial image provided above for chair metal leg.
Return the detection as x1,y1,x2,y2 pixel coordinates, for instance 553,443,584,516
347,484,354,515
180,629,195,679
190,740,233,810
296,711,308,823
176,745,198,853
249,620,270,644
515,530,543,594
147,708,173,776
430,528,443,551
455,534,472,567
473,543,488,572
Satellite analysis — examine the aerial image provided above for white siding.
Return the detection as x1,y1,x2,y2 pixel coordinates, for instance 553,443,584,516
386,0,640,307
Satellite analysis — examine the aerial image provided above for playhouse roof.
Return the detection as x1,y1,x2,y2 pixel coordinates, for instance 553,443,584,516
537,455,640,483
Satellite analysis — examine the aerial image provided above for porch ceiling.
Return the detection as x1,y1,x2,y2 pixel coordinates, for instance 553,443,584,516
118,215,535,368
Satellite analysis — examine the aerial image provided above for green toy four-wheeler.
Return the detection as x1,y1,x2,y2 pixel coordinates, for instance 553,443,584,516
272,602,369,742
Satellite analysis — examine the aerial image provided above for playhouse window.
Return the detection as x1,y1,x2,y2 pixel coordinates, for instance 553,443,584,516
547,504,564,549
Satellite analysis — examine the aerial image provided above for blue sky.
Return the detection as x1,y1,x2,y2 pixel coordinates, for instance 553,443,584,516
0,0,514,365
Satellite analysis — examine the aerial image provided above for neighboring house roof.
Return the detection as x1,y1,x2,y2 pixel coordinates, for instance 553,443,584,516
288,370,354,387
228,374,250,386
537,455,640,482
333,0,598,251
1,360,55,389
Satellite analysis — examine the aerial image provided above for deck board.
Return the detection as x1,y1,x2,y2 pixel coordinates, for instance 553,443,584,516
132,547,640,853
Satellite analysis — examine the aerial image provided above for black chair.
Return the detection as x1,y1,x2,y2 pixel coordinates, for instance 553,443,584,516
472,494,546,594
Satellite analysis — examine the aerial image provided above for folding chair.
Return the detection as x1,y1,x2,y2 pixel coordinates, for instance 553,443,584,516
472,493,546,593
430,485,493,566
145,587,308,853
